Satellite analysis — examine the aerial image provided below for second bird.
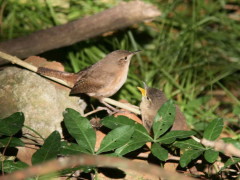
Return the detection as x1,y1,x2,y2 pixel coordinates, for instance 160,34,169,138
138,83,188,133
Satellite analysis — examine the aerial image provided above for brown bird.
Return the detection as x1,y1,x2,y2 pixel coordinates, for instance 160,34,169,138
37,50,140,110
138,83,188,133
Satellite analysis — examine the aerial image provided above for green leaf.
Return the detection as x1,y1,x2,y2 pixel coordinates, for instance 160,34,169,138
180,150,203,167
101,116,135,129
0,137,24,147
32,131,61,165
0,112,24,136
102,116,153,142
156,131,196,144
203,118,223,141
63,108,96,154
153,100,176,140
204,149,219,163
60,141,89,155
220,157,240,172
2,160,28,173
151,143,168,161
174,139,205,150
115,124,152,156
133,124,153,142
222,137,240,149
97,125,134,154
115,140,146,156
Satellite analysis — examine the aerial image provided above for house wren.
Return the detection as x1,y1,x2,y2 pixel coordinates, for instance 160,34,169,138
138,83,188,133
37,50,140,109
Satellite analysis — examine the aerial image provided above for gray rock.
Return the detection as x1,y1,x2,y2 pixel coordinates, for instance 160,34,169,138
0,67,86,138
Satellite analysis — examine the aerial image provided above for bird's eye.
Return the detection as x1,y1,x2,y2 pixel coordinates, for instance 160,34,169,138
146,96,151,101
124,56,127,60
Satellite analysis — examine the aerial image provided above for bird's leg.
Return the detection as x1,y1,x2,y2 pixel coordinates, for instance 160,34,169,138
99,99,120,114
83,106,111,117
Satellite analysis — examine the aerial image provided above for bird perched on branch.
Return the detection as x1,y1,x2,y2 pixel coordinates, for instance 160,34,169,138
138,83,188,133
37,50,140,111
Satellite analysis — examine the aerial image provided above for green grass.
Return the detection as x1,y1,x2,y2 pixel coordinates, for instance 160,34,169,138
1,0,240,134
0,0,113,40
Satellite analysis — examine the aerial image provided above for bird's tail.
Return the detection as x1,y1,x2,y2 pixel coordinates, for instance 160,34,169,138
37,67,78,86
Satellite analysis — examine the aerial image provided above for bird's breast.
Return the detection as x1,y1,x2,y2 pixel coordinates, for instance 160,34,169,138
93,65,129,98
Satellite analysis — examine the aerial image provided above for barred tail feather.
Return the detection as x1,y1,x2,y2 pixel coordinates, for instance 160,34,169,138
37,67,78,86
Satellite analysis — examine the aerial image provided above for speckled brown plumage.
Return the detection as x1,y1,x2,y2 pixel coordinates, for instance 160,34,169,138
37,50,140,101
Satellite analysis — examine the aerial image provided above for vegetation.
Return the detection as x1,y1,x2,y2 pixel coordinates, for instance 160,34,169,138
0,0,239,179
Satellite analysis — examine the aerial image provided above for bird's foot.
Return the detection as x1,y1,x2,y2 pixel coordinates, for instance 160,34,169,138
83,106,119,117
99,100,121,114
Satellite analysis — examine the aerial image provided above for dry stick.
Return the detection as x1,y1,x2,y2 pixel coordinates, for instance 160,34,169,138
201,138,240,158
191,136,240,158
0,51,141,115
0,154,195,180
103,98,140,114
191,135,201,143
0,51,69,87
0,1,160,65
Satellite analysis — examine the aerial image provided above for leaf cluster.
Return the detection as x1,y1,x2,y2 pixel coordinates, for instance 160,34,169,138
0,101,239,178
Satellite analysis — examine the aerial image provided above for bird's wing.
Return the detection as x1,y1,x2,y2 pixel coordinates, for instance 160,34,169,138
70,77,104,95
70,67,109,95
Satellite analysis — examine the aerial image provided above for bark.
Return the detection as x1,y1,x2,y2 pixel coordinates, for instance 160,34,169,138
1,154,195,180
0,1,160,65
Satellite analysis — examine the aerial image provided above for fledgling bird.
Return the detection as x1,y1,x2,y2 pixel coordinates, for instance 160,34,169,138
37,50,140,110
138,83,188,133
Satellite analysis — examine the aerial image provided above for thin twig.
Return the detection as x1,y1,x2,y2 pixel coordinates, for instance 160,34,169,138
168,155,203,164
0,51,69,86
23,125,45,141
191,135,201,143
201,138,240,158
103,98,140,114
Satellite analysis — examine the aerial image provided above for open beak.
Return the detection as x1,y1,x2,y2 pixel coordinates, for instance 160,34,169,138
137,87,147,97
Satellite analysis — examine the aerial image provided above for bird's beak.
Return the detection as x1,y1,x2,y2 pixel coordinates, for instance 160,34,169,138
137,87,146,97
131,50,141,55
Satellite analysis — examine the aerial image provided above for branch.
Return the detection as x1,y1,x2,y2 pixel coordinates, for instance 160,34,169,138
201,138,240,158
0,51,70,87
0,50,141,114
191,136,201,143
190,136,240,158
0,1,160,65
103,98,140,114
0,154,195,180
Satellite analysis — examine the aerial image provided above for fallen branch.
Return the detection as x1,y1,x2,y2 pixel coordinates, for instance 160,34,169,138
0,51,141,114
0,1,160,65
201,138,240,158
0,154,195,180
190,136,240,157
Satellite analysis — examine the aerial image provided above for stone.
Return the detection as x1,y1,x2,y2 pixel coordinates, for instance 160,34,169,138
0,66,86,138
